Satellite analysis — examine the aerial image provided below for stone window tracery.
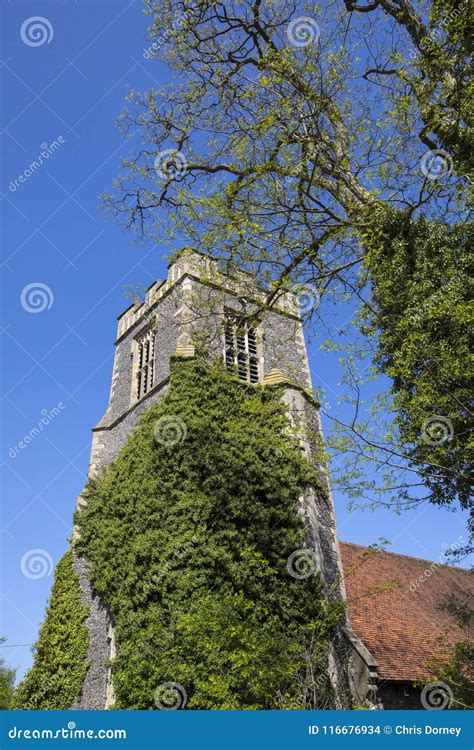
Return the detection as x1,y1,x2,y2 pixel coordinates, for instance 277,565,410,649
135,327,155,400
224,314,260,383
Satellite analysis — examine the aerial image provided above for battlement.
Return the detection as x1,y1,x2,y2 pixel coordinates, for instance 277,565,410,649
116,249,301,340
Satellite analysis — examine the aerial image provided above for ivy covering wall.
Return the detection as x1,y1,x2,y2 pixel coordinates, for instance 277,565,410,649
13,549,90,709
75,357,344,709
362,215,472,517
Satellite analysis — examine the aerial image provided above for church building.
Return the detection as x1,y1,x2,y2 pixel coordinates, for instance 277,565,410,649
23,249,471,711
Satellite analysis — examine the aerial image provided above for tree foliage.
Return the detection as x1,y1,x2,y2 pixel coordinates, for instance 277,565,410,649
422,592,474,709
105,0,472,548
0,639,16,710
343,0,473,176
13,550,90,710
75,357,346,709
362,215,473,519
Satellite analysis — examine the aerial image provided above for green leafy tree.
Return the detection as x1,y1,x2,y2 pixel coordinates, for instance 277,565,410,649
0,640,16,709
105,1,472,549
322,214,473,553
343,0,473,176
362,215,472,519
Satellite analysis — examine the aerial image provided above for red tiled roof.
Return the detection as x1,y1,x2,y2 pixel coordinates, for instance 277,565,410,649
339,541,473,682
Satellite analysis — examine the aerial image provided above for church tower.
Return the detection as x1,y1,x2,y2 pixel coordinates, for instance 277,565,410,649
70,249,374,709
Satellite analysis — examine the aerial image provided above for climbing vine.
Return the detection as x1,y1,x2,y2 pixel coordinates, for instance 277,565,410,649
361,213,473,523
13,549,90,709
76,357,345,709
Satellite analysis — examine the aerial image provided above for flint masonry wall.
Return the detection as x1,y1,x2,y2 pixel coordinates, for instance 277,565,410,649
71,556,111,710
282,388,344,591
88,256,311,475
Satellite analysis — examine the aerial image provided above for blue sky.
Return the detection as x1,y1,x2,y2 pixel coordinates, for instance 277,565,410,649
1,1,469,681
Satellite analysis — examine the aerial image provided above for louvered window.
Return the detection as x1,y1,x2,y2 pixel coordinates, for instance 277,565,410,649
225,315,260,383
136,328,155,400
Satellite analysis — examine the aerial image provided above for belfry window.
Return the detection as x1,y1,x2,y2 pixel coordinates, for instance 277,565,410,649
225,315,260,383
136,328,155,400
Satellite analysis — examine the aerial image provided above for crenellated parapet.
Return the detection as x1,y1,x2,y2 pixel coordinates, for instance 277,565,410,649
116,249,301,341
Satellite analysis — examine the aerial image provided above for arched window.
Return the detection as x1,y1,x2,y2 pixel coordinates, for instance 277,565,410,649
135,328,155,400
224,314,260,383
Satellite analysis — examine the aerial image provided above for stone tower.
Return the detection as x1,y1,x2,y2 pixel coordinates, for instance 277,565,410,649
72,249,375,709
